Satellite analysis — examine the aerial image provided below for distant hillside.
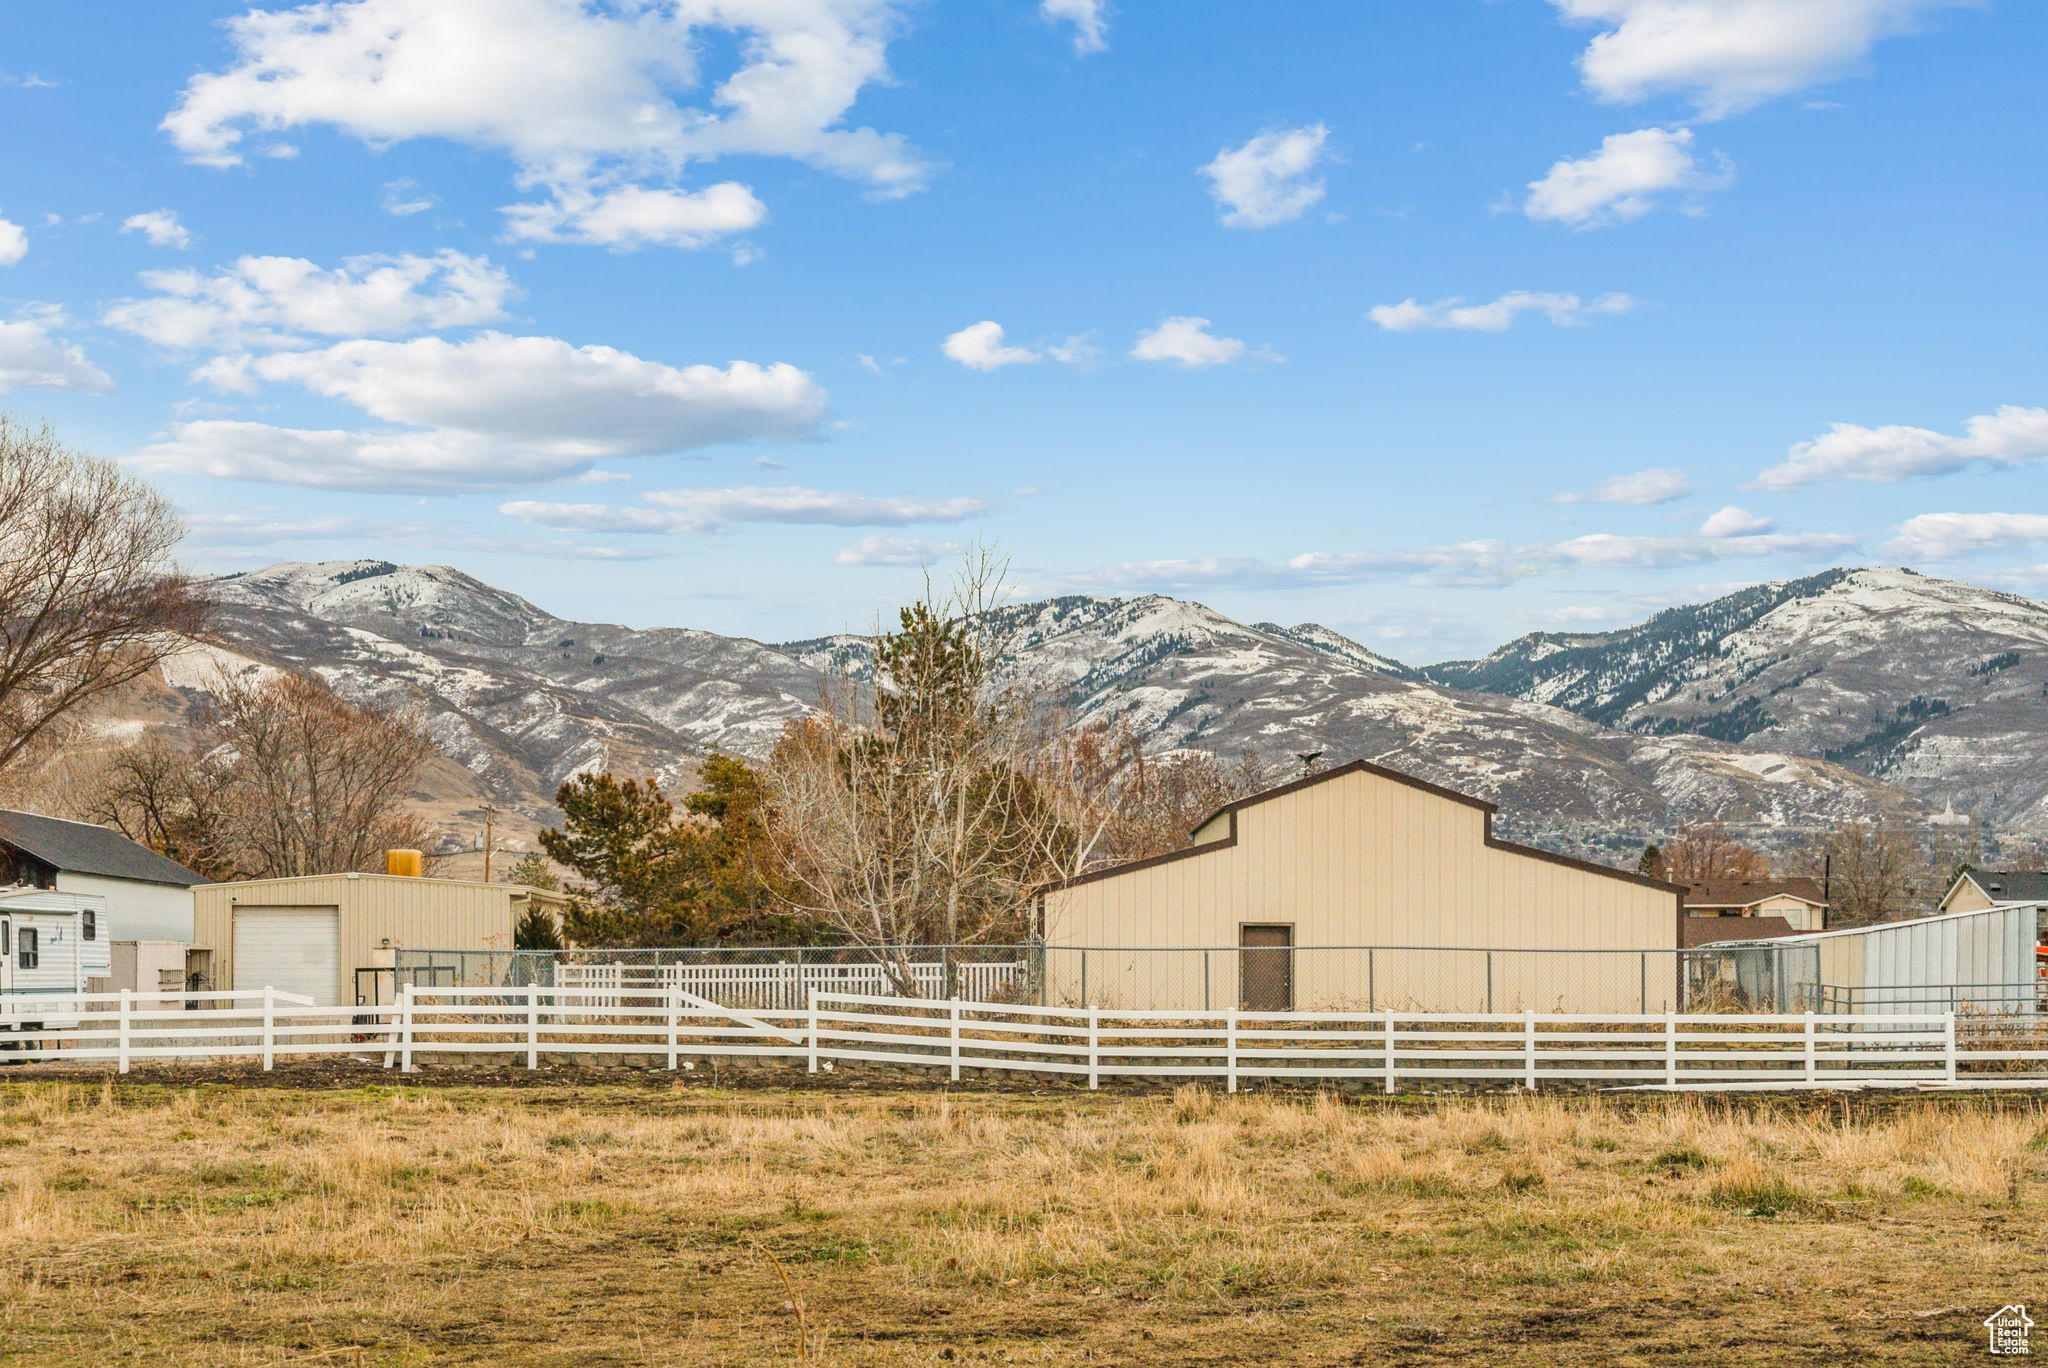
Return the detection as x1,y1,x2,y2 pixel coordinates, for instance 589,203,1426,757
1427,567,2048,833
71,560,1985,862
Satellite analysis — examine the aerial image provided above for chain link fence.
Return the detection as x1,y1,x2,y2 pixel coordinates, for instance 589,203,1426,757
390,940,1837,1014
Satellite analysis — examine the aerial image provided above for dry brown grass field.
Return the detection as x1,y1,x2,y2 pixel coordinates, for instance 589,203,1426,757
2,1068,2044,1365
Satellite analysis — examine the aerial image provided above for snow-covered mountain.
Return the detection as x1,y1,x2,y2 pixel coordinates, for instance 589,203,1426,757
135,559,1981,859
1428,567,2048,833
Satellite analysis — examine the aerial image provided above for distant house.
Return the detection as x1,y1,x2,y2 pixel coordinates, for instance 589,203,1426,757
1683,879,1827,934
0,809,203,943
1941,870,2048,915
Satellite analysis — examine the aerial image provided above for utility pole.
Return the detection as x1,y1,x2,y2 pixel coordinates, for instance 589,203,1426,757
482,803,496,882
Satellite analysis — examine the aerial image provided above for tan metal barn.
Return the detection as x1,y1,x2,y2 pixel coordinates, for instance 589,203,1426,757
192,872,564,1007
1037,760,1684,1012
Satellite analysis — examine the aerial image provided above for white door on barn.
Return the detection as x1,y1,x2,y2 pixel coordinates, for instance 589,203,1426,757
233,907,341,1006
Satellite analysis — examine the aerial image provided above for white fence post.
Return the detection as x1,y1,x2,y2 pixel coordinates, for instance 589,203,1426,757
806,987,819,1074
1087,1008,1099,1091
399,985,415,1074
1523,1008,1537,1091
1944,1011,1958,1082
666,983,680,1071
262,984,276,1072
1383,1008,1396,1095
1664,1011,1676,1087
1803,1012,1816,1084
1225,1008,1238,1094
948,998,961,1083
115,988,133,1075
527,982,539,1070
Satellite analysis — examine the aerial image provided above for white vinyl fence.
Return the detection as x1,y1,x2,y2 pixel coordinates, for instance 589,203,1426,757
7,986,2048,1090
553,959,1027,1011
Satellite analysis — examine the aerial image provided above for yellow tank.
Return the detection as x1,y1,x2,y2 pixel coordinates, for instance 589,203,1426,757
384,849,425,878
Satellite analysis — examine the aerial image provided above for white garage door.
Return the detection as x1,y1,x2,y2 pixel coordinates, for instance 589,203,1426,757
233,907,341,1006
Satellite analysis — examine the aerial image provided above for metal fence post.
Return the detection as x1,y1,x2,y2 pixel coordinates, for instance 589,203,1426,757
1203,951,1211,1013
1803,1012,1816,1084
399,985,415,1074
262,984,276,1072
1087,1008,1099,1091
117,988,132,1074
1367,947,1375,1011
806,987,819,1073
1523,1008,1537,1090
1225,1008,1238,1094
1639,953,1648,1013
1944,1011,1958,1082
1485,951,1494,1014
527,981,539,1070
1383,1008,1396,1094
949,997,962,1082
1664,1011,1676,1086
1080,950,1088,1008
666,982,680,1071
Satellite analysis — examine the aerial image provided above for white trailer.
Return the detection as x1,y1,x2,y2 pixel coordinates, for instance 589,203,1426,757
1,887,112,1032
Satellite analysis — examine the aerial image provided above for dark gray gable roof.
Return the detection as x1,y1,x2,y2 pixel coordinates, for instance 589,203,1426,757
0,810,204,886
1973,870,2048,904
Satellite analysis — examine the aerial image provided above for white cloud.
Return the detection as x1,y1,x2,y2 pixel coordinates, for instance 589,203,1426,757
1041,0,1109,54
1523,126,1731,227
381,178,438,216
1700,505,1775,537
502,181,766,250
1071,527,1852,593
502,487,990,535
184,509,665,561
1753,405,2048,490
1130,316,1250,369
120,209,193,250
1200,124,1331,228
942,320,1041,372
835,534,968,566
1369,290,1634,332
0,308,115,395
1884,512,2048,562
206,333,826,447
0,215,25,266
1552,0,1975,119
1555,466,1693,505
102,250,518,350
141,332,829,492
162,0,932,248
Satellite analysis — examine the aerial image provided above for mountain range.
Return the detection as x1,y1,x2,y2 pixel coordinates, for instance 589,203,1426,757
108,559,2045,868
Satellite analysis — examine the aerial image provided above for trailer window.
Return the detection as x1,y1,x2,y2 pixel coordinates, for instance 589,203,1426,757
83,910,96,940
17,927,37,970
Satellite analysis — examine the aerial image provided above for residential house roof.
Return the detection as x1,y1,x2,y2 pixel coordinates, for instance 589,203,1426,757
0,809,204,887
1682,915,1799,948
1684,878,1828,910
1960,870,2048,905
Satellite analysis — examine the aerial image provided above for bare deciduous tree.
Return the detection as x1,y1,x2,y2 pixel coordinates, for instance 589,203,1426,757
767,552,1070,988
86,670,435,880
204,671,435,878
0,420,206,773
1662,822,1770,885
1792,820,1935,927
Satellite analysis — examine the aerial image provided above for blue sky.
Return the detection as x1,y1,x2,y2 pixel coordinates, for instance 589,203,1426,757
1,0,2042,660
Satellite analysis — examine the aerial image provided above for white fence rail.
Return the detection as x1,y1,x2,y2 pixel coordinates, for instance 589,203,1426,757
7,987,2048,1090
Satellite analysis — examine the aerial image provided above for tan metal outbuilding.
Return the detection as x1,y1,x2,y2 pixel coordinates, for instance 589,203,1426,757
1038,760,1684,1012
192,873,562,1007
